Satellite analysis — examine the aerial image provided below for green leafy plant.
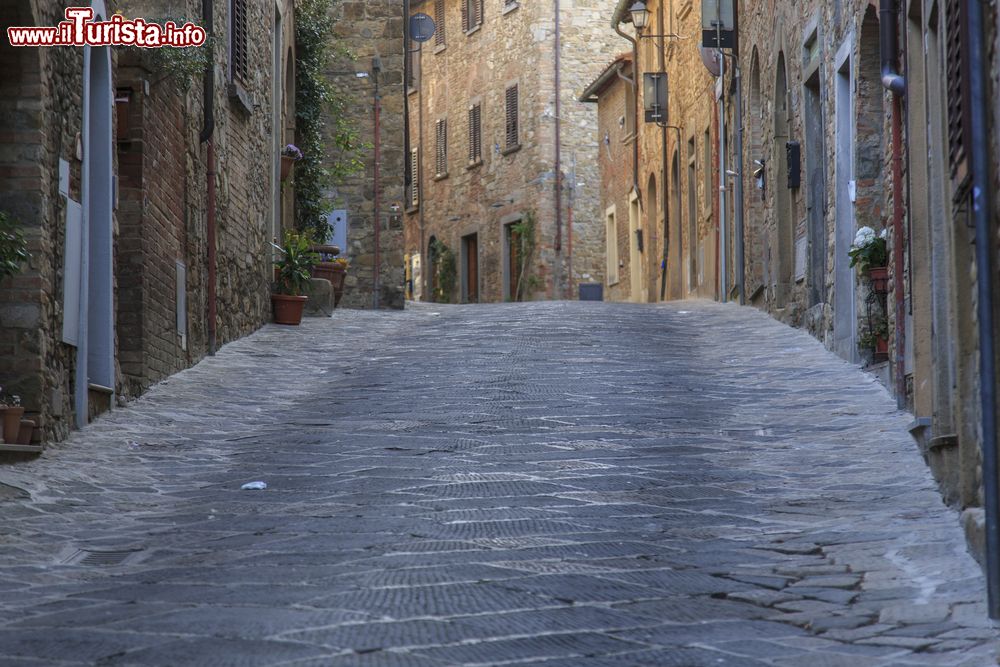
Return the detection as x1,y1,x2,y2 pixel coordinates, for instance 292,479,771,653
848,226,888,272
114,8,212,89
510,212,541,301
0,211,29,284
274,231,319,296
430,239,457,303
294,0,369,240
859,319,889,350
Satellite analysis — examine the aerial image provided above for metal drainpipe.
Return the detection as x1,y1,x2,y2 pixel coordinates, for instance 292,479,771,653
373,60,382,309
967,0,1000,620
403,0,412,299
879,0,906,407
554,0,564,297
658,1,669,302
199,0,216,356
612,22,639,199
733,61,746,305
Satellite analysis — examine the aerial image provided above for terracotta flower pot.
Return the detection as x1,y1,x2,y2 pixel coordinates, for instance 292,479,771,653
16,419,34,446
2,406,24,443
868,266,889,294
271,294,308,325
280,155,297,182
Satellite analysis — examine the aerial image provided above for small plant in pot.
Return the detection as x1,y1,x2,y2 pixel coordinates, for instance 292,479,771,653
0,391,25,445
272,231,318,325
849,226,889,293
280,144,303,182
859,320,890,362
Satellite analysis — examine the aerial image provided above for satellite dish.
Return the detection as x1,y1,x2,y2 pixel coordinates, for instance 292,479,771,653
410,13,436,43
699,46,721,76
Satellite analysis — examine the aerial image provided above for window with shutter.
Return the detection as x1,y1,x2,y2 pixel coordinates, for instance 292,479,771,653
944,0,971,191
435,0,446,46
463,0,483,33
230,0,249,82
468,104,482,164
411,148,420,208
436,119,448,177
505,85,519,150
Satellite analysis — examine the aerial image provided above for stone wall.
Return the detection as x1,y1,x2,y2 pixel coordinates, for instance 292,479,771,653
405,0,619,303
326,0,406,310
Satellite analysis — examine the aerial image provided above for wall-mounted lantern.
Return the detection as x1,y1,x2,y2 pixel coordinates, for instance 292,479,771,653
629,1,650,30
643,72,668,124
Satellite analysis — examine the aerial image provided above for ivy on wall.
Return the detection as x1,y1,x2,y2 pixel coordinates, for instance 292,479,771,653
430,238,457,303
294,0,368,242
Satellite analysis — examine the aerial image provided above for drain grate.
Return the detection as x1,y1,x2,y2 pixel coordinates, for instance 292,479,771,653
64,549,140,567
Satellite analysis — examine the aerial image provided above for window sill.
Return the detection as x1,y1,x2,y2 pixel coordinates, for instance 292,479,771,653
433,172,449,182
407,87,420,97
466,159,483,170
465,24,481,37
608,279,620,287
434,44,447,54
228,81,253,116
622,132,637,145
501,143,521,156
406,205,419,215
502,2,519,15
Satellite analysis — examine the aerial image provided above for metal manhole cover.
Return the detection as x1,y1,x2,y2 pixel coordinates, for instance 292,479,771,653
64,549,141,567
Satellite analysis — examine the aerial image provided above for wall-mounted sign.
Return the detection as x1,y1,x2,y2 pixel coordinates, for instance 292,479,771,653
643,73,668,124
410,14,436,43
702,0,738,52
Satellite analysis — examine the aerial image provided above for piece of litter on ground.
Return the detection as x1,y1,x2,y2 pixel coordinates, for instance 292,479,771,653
240,481,267,491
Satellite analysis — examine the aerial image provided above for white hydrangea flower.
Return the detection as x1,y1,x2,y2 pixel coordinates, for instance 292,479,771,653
880,228,888,239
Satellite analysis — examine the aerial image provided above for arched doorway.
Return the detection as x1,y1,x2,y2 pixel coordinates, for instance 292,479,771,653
773,51,793,308
669,149,682,300
427,235,440,302
646,173,658,302
77,0,115,426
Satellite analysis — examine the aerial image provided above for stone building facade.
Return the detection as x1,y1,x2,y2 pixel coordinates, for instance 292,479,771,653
325,0,406,310
588,0,721,304
0,0,293,444
404,0,620,303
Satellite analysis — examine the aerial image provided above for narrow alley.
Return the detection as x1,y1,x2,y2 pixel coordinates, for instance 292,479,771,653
0,302,995,666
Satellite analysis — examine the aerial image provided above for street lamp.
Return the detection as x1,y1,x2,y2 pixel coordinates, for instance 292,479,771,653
629,1,650,30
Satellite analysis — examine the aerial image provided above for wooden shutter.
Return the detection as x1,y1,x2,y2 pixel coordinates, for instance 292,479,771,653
474,0,484,28
468,104,482,163
435,0,446,46
231,0,248,81
461,0,469,32
435,119,448,177
411,148,420,208
505,85,519,149
945,0,971,191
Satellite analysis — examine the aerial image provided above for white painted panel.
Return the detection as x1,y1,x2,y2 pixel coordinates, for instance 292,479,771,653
62,198,82,346
327,209,348,256
795,235,808,281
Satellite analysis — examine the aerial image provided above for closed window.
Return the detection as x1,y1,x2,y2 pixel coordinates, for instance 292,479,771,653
435,118,448,177
410,147,420,208
945,0,970,190
230,0,248,82
468,103,482,164
505,85,519,150
462,0,483,33
435,0,446,47
703,128,711,214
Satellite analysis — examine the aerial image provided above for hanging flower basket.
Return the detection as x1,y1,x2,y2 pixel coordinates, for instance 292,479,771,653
280,144,303,182
868,266,889,294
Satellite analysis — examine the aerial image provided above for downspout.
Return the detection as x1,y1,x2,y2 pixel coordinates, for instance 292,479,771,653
554,0,564,297
613,21,639,200
733,61,746,304
658,1,669,302
199,0,216,356
403,0,412,299
967,0,1000,620
879,0,905,406
373,59,382,309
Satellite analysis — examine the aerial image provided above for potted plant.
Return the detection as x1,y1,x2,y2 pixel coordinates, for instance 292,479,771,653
0,392,24,444
849,226,889,293
860,320,890,363
327,257,349,307
280,144,303,182
272,231,318,325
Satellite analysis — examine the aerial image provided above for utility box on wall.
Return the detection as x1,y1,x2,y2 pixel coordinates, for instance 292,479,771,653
327,209,348,256
786,141,801,189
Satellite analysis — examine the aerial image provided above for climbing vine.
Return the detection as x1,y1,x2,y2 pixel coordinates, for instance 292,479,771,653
295,0,368,241
510,212,541,301
430,238,457,303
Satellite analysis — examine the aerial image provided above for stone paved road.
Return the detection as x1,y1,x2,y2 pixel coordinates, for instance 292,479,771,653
0,301,997,666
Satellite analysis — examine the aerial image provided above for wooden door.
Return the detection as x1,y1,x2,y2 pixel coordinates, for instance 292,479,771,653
463,234,479,303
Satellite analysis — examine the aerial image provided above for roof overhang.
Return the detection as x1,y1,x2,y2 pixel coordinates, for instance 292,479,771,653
579,55,632,103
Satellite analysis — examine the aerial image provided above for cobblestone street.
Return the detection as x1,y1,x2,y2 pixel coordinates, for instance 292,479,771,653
0,301,997,666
